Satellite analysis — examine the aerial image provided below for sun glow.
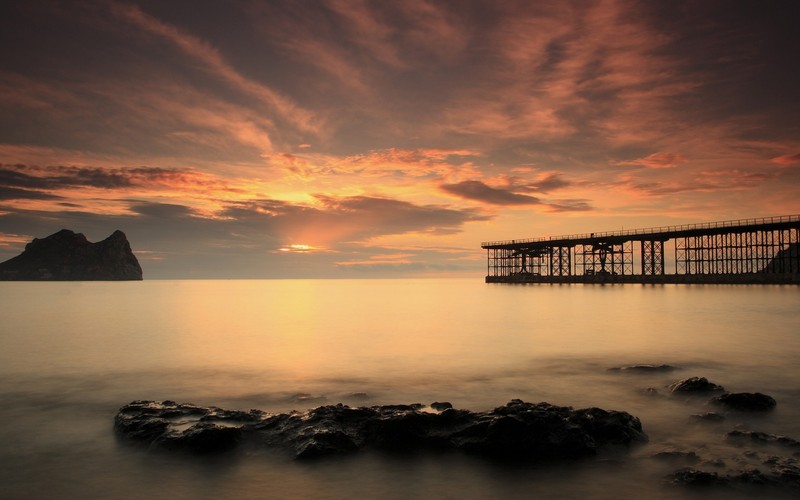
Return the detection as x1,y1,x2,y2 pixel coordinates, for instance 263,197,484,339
279,244,323,253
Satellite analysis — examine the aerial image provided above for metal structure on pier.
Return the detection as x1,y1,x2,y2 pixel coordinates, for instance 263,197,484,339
482,215,800,284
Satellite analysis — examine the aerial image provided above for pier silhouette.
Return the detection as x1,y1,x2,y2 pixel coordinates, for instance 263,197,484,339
482,215,800,284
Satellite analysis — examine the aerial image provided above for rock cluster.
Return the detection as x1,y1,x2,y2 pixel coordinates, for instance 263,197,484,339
668,376,725,393
117,367,797,493
115,399,648,460
0,229,142,280
609,365,796,492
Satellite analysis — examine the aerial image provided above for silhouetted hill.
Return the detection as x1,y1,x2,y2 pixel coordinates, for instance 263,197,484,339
761,243,799,273
0,229,142,280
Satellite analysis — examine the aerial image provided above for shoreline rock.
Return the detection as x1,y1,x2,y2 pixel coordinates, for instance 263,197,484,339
668,377,725,394
711,392,777,412
115,399,648,460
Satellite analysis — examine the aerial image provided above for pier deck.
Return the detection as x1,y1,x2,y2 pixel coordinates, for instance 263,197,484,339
481,215,800,284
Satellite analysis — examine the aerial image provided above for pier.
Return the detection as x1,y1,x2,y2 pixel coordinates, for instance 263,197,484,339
482,215,800,284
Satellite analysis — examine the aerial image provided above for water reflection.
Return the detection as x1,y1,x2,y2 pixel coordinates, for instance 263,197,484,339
0,280,798,498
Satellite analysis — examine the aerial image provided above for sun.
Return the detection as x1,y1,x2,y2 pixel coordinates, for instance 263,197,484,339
279,244,320,253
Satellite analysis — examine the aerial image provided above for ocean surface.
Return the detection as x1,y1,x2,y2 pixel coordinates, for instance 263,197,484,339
0,279,798,499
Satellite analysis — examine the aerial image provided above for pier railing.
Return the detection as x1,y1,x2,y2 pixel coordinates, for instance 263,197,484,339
481,214,800,248
482,215,800,284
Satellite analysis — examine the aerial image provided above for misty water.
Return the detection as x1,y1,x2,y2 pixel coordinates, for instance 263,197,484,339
1,279,798,499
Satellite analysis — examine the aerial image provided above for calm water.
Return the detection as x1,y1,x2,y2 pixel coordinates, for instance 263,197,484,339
1,279,798,499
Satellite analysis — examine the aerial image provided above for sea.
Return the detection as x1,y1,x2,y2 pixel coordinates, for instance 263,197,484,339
0,279,798,499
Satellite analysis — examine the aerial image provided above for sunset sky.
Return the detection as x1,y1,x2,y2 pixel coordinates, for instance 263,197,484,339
1,0,798,278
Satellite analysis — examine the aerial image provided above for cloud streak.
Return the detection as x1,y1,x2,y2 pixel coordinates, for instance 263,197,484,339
440,180,541,206
108,1,321,136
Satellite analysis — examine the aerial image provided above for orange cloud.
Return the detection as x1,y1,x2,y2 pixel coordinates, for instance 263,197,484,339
335,253,415,267
771,153,800,166
625,169,773,195
267,148,482,182
616,152,687,169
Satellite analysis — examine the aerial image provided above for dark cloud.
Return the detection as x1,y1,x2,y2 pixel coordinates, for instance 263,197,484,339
512,173,572,194
440,181,541,205
0,186,62,201
129,202,198,218
316,195,490,236
545,200,593,212
0,164,197,191
529,174,571,193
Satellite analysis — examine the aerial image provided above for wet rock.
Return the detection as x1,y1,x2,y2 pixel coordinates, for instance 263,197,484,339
669,462,800,491
608,364,678,373
431,402,453,411
668,467,768,487
711,392,777,411
115,401,257,452
295,430,359,459
726,430,800,450
115,399,648,461
668,377,725,393
668,467,726,486
764,457,800,486
155,423,242,453
734,468,769,485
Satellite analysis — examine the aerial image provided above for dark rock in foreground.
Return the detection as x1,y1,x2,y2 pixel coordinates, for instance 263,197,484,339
711,392,777,412
726,430,800,450
0,229,142,280
668,466,771,487
669,465,800,490
115,399,648,460
668,377,725,393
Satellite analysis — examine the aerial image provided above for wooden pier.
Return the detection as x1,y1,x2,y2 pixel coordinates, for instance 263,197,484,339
482,215,800,284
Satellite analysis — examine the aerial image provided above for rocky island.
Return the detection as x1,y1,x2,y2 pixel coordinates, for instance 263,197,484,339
0,229,142,280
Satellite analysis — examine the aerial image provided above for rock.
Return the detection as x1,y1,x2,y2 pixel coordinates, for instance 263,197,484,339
669,461,800,491
726,430,800,450
668,377,725,393
668,467,726,486
115,399,648,461
608,364,678,373
763,457,800,486
0,229,142,280
711,393,777,411
155,423,242,453
668,467,768,487
295,430,359,459
431,402,453,411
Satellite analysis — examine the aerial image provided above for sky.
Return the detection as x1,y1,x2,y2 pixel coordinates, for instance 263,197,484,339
1,0,799,278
